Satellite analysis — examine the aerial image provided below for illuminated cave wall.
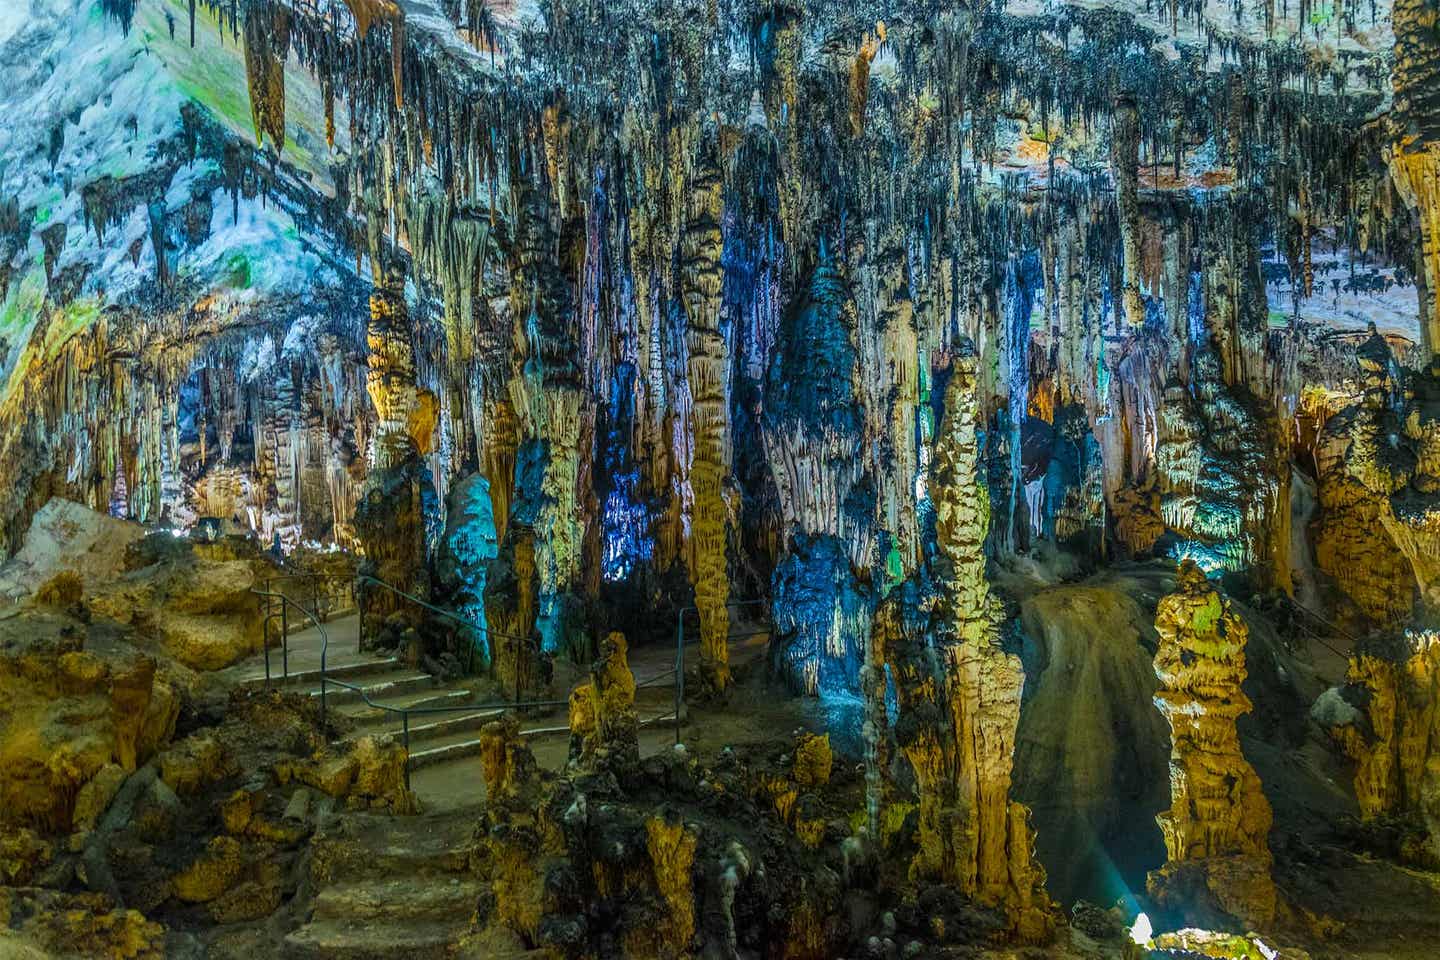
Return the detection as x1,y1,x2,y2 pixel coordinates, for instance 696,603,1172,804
2,0,1439,667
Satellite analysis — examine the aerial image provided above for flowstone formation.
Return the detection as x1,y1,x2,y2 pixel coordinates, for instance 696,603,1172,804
1148,559,1277,930
1315,628,1440,866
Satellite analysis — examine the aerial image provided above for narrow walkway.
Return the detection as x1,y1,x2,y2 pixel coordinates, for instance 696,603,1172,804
221,607,776,807
220,612,381,686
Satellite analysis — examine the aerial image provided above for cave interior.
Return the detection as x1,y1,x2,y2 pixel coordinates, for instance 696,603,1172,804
2,0,1440,958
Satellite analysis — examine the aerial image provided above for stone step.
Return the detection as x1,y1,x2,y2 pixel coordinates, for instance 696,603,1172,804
338,687,481,723
237,654,401,689
311,671,437,707
403,707,664,771
406,728,489,770
309,808,478,880
345,703,504,748
310,875,479,924
282,918,469,960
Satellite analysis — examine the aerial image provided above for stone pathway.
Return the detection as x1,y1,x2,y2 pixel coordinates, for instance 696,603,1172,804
281,805,482,959
223,611,774,805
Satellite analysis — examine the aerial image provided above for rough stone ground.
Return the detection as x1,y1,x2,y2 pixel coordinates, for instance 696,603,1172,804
4,531,1440,958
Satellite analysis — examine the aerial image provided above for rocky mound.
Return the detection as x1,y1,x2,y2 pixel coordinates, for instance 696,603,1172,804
0,499,143,601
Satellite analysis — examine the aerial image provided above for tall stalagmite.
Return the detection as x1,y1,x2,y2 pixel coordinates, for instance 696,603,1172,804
681,145,732,693
1148,559,1276,929
355,253,435,630
884,348,1054,943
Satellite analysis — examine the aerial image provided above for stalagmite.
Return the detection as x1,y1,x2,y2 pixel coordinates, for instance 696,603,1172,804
566,631,638,770
14,0,1440,953
680,146,733,693
1320,631,1440,865
356,257,435,629
882,348,1055,943
1148,559,1276,929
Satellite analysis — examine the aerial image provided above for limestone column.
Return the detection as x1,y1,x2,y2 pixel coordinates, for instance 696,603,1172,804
1390,0,1440,356
355,258,436,631
680,149,732,692
883,349,1055,943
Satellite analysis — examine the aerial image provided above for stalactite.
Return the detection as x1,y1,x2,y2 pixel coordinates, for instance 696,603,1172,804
1111,94,1146,330
242,0,290,151
848,22,885,139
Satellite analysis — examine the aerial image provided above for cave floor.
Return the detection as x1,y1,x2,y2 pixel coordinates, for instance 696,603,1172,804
219,615,787,814
219,613,382,687
202,592,1440,959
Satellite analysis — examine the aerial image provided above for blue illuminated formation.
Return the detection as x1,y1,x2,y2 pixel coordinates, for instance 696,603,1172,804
439,474,498,667
598,362,653,583
1003,252,1039,550
771,534,875,696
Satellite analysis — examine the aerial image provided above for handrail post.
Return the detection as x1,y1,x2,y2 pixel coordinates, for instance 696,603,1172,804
281,602,289,683
318,599,328,738
674,610,685,745
402,712,411,790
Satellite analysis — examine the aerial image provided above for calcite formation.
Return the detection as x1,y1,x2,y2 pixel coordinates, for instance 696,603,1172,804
1148,559,1276,929
1391,0,1440,354
1318,629,1440,864
681,149,734,694
356,257,437,632
0,640,176,835
276,734,418,814
880,351,1055,943
566,630,639,770
0,0,1416,691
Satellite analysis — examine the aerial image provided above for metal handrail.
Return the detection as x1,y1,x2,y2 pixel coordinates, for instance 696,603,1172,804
257,576,768,785
251,586,332,722
323,663,683,788
1281,596,1363,646
1277,595,1359,663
